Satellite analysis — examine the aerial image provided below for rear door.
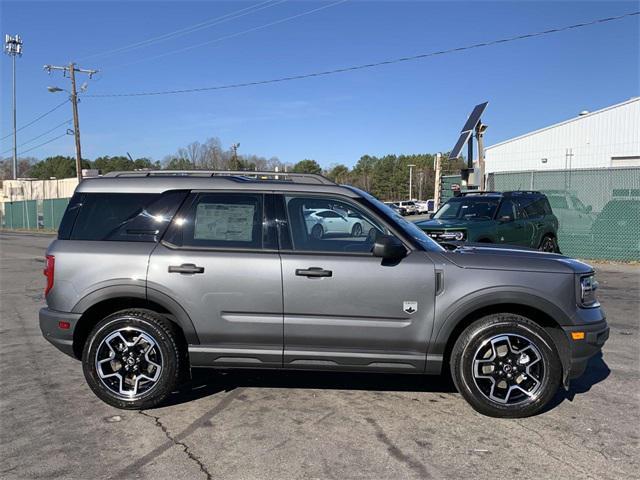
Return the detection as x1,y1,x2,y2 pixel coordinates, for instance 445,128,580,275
496,198,534,247
277,194,436,372
147,191,283,368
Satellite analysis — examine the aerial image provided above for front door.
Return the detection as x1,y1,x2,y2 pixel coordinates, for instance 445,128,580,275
147,191,283,367
278,194,436,372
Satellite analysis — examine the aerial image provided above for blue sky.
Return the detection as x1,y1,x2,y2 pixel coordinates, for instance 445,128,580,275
1,0,638,167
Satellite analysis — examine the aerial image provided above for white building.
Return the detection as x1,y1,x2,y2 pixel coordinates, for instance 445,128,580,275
484,97,640,174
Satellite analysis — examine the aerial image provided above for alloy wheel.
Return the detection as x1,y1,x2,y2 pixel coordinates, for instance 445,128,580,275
95,327,163,399
472,333,545,405
540,237,556,252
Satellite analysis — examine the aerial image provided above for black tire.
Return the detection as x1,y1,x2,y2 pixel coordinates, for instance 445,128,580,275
82,309,185,410
311,224,324,240
539,235,559,253
450,313,562,418
351,223,362,237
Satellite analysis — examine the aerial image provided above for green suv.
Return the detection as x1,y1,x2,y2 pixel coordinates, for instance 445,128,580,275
415,191,560,252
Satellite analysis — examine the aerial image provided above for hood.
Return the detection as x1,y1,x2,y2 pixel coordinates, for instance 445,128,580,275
434,245,593,274
416,218,489,229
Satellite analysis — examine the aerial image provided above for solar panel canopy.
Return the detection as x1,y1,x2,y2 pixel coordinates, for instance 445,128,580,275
448,130,473,160
448,101,489,160
460,102,488,133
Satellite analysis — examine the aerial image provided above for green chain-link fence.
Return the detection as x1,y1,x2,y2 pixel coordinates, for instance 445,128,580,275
487,167,640,261
42,198,70,230
2,200,37,230
2,198,70,232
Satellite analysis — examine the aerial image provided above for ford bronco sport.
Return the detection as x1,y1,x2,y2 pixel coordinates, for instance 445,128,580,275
40,171,609,417
416,191,560,252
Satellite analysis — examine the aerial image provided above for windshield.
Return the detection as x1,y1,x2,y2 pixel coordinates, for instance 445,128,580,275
434,197,499,220
355,190,444,252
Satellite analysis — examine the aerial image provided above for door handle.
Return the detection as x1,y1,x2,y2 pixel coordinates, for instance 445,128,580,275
295,267,332,278
168,263,205,274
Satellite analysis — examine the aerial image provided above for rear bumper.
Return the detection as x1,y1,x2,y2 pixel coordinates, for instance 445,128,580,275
39,307,81,359
562,318,609,380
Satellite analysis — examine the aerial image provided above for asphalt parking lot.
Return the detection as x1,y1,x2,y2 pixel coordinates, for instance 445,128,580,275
1,232,638,480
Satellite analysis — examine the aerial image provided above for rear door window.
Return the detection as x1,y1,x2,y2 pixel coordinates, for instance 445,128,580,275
164,192,264,249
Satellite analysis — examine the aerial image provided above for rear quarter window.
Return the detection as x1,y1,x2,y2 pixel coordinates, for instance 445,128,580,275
59,191,188,242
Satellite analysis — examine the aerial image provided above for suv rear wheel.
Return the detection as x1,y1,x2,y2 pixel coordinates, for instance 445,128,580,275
82,309,184,409
450,314,561,418
539,235,559,253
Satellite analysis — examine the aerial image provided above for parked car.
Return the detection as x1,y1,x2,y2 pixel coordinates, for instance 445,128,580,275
413,200,430,214
40,172,607,418
591,198,640,260
384,201,407,216
545,191,597,237
304,208,377,239
397,200,418,215
415,191,560,252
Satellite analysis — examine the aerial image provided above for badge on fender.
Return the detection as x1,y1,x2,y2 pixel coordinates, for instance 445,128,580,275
403,301,418,314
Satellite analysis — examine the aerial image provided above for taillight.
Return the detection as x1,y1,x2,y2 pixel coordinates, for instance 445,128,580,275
44,255,55,295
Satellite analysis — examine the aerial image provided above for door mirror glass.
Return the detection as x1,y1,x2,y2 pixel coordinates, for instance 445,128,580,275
373,234,407,261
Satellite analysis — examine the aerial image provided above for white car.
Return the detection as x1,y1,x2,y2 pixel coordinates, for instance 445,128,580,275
397,201,418,215
414,199,436,214
304,208,378,239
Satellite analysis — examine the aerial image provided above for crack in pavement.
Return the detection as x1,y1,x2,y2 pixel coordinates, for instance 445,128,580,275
139,410,212,480
365,417,432,479
110,388,244,479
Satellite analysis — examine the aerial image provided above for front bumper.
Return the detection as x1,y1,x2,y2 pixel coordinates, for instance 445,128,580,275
39,307,81,359
562,318,609,380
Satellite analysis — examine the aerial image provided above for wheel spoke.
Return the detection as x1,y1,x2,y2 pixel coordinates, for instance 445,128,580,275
95,326,163,399
472,333,545,406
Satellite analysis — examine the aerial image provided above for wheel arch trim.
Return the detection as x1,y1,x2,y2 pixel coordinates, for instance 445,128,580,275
71,285,200,345
426,289,572,375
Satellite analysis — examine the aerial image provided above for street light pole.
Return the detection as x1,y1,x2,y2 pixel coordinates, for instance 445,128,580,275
407,164,416,200
4,34,23,180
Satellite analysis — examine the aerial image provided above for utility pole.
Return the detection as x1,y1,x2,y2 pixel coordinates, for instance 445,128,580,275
231,143,240,170
44,63,97,182
4,34,23,180
407,164,416,200
434,153,442,208
418,170,424,201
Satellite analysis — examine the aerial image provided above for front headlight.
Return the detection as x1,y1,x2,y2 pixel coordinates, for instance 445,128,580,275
580,274,599,307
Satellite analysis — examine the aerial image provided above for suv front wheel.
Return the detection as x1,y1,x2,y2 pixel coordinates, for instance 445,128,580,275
82,309,184,409
450,314,562,418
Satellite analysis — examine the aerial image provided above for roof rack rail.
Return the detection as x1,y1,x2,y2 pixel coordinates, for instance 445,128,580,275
458,191,502,196
503,190,542,195
102,170,336,185
458,190,543,196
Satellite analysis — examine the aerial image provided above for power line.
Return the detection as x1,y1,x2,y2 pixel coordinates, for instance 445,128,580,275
78,0,286,62
110,0,349,69
17,132,69,156
0,99,69,141
85,11,639,98
0,119,72,156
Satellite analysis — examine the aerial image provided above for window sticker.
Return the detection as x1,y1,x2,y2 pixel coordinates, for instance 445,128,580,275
194,203,255,241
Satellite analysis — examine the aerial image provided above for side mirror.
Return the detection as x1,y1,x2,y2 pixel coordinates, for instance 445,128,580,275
586,205,593,213
499,215,513,223
373,234,407,261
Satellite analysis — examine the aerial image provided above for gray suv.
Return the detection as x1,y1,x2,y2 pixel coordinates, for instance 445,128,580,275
40,171,609,417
